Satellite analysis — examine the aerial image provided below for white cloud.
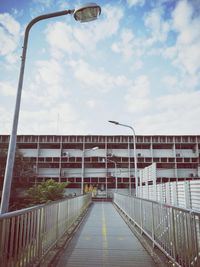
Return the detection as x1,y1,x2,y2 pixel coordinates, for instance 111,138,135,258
23,58,68,107
82,5,123,42
0,106,12,134
86,99,96,109
127,0,145,7
158,82,199,112
112,7,170,62
18,102,82,134
162,75,178,91
134,89,200,135
0,81,15,96
172,0,193,31
112,29,141,58
32,0,53,8
124,75,151,113
165,0,200,75
35,59,63,85
174,43,200,75
144,8,170,44
140,1,200,78
155,72,198,95
155,91,200,131
111,28,144,62
46,5,123,57
130,60,143,71
0,13,20,62
46,22,82,57
68,59,128,92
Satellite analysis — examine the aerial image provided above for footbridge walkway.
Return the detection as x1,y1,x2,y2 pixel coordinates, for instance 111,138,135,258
0,193,200,267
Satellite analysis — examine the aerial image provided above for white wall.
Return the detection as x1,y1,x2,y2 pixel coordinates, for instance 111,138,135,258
38,168,59,176
175,149,195,157
153,149,174,157
39,149,60,157
177,169,196,178
20,149,38,157
110,149,129,157
84,168,106,177
133,149,151,157
157,169,175,177
62,168,81,177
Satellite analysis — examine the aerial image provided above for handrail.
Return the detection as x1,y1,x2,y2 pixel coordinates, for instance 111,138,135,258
114,193,200,267
116,192,200,214
0,196,78,219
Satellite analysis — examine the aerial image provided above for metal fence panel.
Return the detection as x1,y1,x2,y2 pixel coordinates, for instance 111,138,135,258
0,195,91,267
114,193,200,267
190,180,200,211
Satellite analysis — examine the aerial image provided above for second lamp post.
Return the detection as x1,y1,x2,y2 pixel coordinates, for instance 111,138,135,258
108,120,138,196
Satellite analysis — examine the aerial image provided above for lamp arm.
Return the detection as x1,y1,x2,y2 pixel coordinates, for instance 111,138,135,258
118,123,137,195
117,123,135,135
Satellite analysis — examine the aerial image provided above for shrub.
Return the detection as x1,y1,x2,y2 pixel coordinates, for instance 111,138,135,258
27,179,68,204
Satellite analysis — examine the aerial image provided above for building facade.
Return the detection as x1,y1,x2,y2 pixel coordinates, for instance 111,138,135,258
0,135,200,194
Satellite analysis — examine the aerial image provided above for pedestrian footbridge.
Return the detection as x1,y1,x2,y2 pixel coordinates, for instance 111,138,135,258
0,194,200,267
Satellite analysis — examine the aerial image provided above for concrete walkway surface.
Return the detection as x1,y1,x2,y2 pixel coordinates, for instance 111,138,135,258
56,202,158,267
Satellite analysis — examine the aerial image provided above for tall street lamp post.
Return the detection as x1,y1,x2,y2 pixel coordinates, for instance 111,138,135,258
81,147,99,195
108,120,138,196
0,3,101,214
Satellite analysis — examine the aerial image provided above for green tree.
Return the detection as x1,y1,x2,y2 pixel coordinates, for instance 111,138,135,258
0,146,36,189
27,179,68,204
0,146,36,210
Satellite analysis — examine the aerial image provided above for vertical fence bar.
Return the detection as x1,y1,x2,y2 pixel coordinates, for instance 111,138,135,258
151,202,155,248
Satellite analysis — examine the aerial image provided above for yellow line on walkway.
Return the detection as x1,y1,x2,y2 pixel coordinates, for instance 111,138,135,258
101,202,107,244
101,202,108,266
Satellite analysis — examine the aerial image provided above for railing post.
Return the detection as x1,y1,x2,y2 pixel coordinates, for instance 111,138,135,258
140,198,143,234
37,208,43,262
170,208,177,263
56,202,60,245
151,202,155,248
191,212,200,266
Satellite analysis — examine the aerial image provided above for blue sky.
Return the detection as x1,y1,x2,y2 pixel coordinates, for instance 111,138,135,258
0,0,200,136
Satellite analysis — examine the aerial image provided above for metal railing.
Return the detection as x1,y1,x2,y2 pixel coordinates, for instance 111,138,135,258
114,193,200,267
0,194,91,267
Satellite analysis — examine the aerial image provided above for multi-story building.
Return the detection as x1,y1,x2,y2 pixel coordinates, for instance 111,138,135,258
0,135,200,195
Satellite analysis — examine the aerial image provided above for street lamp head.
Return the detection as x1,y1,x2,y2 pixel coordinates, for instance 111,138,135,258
84,146,99,152
74,3,101,22
92,146,99,150
108,120,119,125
